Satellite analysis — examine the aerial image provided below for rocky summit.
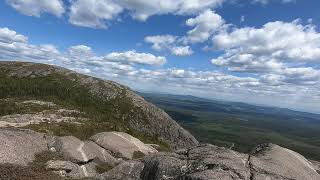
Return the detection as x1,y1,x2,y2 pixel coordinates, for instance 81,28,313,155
0,61,198,150
0,61,319,180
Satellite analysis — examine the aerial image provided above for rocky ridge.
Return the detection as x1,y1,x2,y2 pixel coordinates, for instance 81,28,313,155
0,128,319,180
0,61,198,150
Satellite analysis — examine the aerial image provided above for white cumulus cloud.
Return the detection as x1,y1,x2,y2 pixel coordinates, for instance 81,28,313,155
170,46,193,56
211,20,320,74
69,0,123,28
145,35,193,56
186,9,226,43
68,0,224,28
7,0,65,17
104,50,166,65
252,0,295,5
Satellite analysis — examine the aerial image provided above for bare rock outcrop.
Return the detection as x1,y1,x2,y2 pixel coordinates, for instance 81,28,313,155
46,160,97,179
249,143,320,180
100,160,144,180
141,144,250,180
90,132,158,160
101,144,320,180
0,128,319,180
49,136,119,165
0,129,49,166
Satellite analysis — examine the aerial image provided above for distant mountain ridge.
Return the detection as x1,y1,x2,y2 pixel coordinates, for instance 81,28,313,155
141,92,320,161
140,92,320,122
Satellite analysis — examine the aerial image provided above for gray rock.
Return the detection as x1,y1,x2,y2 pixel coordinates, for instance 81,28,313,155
90,132,158,159
249,143,320,180
82,161,99,178
50,136,119,166
141,152,188,179
101,160,144,180
185,169,235,180
46,160,81,178
50,136,95,163
0,129,49,166
46,160,98,179
84,141,120,166
310,160,320,174
138,143,320,180
146,144,161,151
141,144,250,180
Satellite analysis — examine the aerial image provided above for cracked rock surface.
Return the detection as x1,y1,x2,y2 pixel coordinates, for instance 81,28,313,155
0,128,319,179
100,160,145,180
249,143,320,180
90,131,158,160
49,136,118,165
102,144,320,180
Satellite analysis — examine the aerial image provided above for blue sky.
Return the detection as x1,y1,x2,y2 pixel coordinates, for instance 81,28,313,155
0,0,320,113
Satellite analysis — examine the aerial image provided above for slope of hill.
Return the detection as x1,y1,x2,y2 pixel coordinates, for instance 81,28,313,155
0,61,198,150
141,92,320,161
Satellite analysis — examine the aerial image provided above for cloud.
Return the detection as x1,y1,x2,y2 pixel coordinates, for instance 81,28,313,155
0,26,319,113
7,0,65,17
0,27,61,62
211,20,320,73
104,50,166,65
68,45,94,59
69,0,123,28
212,53,284,73
0,27,165,68
209,19,320,87
252,0,296,5
185,10,227,43
144,10,227,55
68,0,224,28
170,46,193,56
144,35,177,51
144,35,193,56
0,27,27,43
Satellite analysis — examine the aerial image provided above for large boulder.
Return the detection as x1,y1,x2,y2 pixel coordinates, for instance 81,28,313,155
141,144,250,180
100,160,144,180
46,160,97,179
249,143,320,180
141,152,188,179
90,132,158,159
84,141,120,166
105,144,319,180
50,136,94,163
0,129,49,166
49,136,119,165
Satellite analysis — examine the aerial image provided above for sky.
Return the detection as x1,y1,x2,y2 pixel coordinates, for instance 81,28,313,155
0,0,320,113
